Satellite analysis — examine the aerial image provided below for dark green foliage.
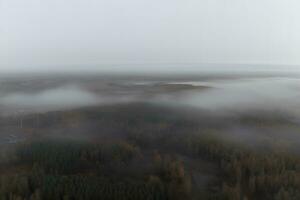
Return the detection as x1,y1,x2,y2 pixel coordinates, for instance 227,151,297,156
1,103,300,200
17,139,140,174
0,139,167,200
0,174,167,200
183,133,300,199
38,175,166,200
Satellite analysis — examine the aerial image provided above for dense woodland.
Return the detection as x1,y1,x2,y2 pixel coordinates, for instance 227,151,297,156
0,103,300,200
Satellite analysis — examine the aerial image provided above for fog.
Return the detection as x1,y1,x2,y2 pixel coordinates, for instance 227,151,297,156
2,1,300,198
1,74,300,148
1,0,300,71
1,74,300,121
0,82,138,114
167,77,300,115
0,86,99,109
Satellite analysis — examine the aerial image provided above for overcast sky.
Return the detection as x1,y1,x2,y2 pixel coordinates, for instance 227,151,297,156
0,0,300,72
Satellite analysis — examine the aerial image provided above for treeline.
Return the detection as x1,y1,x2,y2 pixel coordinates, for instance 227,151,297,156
0,138,192,200
1,103,300,199
0,174,166,200
17,139,139,174
183,133,300,200
2,131,300,200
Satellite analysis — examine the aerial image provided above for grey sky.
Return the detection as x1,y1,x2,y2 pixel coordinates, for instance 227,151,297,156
1,0,300,71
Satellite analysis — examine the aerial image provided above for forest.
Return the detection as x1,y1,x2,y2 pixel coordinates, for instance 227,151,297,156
0,102,300,200
2,0,300,198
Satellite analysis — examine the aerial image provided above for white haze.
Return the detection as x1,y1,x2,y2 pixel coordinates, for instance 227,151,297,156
156,77,300,118
1,76,300,119
1,0,300,72
0,86,101,114
0,84,138,115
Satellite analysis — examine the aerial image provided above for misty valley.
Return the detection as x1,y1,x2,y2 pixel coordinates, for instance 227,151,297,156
0,73,300,200
2,0,300,199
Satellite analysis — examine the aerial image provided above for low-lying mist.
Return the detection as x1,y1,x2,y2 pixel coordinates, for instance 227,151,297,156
0,84,136,115
0,85,100,111
157,77,300,119
0,74,300,121
1,73,300,200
